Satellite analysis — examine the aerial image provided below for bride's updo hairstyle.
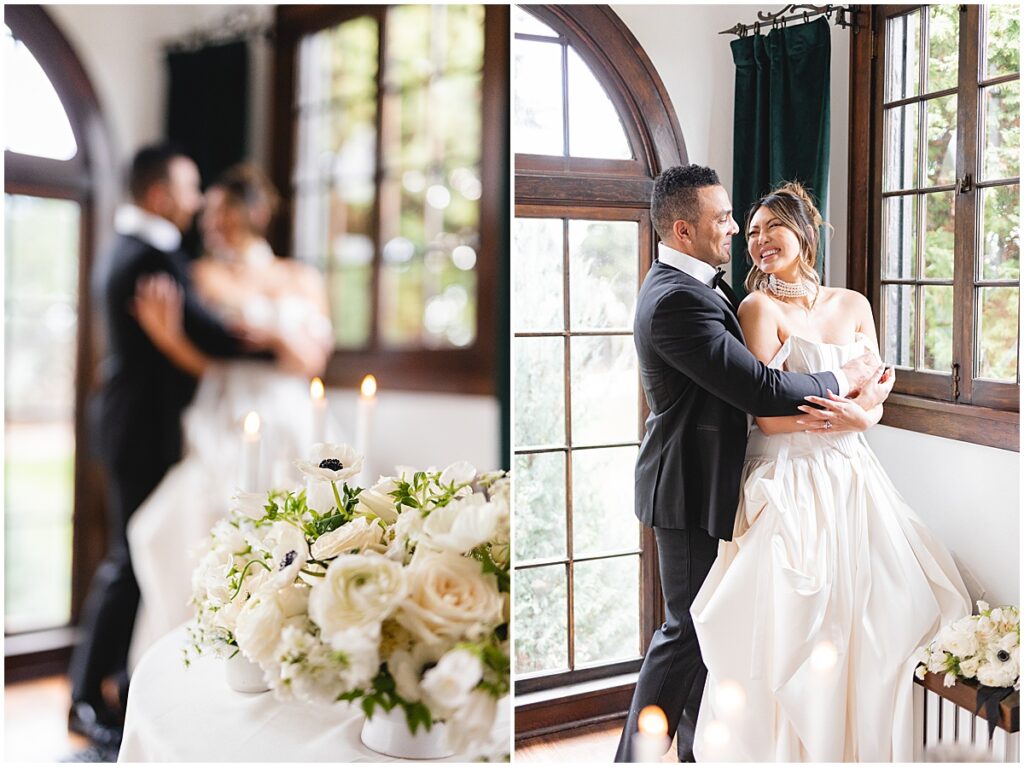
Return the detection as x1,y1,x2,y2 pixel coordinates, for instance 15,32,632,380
743,181,826,295
215,163,281,238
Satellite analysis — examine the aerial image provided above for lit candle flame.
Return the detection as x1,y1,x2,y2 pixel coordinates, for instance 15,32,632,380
638,705,668,737
310,377,325,400
244,411,260,435
360,374,377,398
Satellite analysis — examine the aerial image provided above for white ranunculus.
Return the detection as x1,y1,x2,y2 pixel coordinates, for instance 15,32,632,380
960,655,982,678
355,481,400,524
440,461,477,487
419,495,500,555
295,443,363,482
311,516,383,559
235,584,309,666
306,476,340,515
444,689,498,754
396,549,504,646
309,553,407,640
421,649,484,718
944,618,980,659
231,489,267,520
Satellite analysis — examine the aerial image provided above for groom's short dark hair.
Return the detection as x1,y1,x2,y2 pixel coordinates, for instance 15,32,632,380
128,143,189,202
651,164,721,241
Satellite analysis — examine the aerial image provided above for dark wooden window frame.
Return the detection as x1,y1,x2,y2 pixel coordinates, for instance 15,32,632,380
513,4,687,739
4,5,116,678
271,5,508,397
848,4,1019,452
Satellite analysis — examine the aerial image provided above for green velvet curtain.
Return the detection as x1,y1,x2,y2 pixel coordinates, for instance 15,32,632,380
730,18,831,296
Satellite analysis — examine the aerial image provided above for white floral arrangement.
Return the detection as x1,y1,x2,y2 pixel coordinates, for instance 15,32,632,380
915,601,1020,690
186,443,510,758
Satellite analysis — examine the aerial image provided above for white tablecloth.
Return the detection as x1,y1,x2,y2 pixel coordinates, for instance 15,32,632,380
119,626,509,762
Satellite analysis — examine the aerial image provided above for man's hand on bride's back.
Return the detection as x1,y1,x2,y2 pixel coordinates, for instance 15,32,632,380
839,350,882,396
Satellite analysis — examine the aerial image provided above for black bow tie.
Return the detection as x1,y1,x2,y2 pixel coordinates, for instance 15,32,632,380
711,269,741,312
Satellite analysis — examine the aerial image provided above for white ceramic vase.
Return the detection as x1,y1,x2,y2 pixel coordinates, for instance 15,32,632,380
224,652,270,693
360,706,454,760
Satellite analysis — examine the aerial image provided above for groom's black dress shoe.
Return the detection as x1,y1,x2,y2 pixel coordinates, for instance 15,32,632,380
68,700,123,750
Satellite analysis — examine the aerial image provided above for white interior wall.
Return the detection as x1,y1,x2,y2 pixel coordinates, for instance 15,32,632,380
45,5,502,471
614,5,1019,605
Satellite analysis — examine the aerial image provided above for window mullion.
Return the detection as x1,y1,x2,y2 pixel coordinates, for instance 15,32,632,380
952,4,981,404
562,218,575,673
368,11,388,353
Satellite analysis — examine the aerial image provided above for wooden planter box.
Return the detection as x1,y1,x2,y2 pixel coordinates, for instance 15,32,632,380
915,670,1019,733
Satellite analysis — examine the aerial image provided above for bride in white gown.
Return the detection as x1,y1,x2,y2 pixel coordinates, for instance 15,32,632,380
691,183,970,762
127,164,333,659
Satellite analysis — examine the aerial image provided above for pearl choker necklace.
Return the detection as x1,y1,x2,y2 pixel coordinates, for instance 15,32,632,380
768,274,816,299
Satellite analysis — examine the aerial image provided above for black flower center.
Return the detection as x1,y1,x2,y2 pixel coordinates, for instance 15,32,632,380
319,458,344,472
997,649,1011,662
280,550,297,570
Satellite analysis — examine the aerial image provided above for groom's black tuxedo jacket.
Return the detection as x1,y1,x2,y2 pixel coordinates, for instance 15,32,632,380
92,233,245,472
633,259,839,540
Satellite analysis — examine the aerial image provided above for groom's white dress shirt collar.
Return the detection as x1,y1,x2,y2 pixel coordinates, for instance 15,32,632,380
656,241,850,397
115,204,182,253
657,242,720,286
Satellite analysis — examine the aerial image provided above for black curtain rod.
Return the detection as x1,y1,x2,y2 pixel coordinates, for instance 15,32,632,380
719,4,861,38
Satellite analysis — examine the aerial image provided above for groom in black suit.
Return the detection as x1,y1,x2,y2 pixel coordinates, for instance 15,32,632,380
615,165,889,761
68,145,257,748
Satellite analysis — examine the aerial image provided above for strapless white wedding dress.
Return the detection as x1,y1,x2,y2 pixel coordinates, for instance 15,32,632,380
127,294,333,663
691,334,970,762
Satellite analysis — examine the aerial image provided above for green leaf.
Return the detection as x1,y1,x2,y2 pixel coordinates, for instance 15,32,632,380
361,696,377,719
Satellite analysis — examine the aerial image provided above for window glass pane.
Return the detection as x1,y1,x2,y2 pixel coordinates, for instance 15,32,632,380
514,38,564,155
882,195,918,279
980,81,1020,182
883,104,920,191
4,194,80,632
570,335,639,446
984,4,1020,79
567,47,632,160
445,5,485,73
513,6,560,38
883,284,916,368
979,184,1021,281
572,447,640,557
923,191,955,279
568,220,639,330
513,218,564,332
574,556,640,666
976,287,1019,382
885,10,921,101
515,337,566,448
514,452,567,562
926,4,959,93
922,285,953,373
925,94,957,187
514,565,568,675
3,26,77,161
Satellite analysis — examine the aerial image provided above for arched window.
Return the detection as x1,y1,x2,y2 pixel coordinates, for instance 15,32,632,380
5,6,114,648
512,4,687,731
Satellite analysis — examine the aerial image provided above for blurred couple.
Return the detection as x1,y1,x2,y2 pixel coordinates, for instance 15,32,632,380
69,145,332,749
616,165,970,762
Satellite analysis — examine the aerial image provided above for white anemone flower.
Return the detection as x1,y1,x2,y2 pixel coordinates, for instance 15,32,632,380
295,443,364,483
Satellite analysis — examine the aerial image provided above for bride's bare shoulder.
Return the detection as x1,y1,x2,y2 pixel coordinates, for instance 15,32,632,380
737,289,779,319
825,286,871,312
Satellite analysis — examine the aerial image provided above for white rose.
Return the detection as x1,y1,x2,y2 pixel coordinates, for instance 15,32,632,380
960,655,981,678
421,649,484,718
305,476,338,515
231,490,267,520
396,549,504,646
419,495,500,555
309,553,407,640
295,443,363,482
355,480,400,524
311,517,383,559
235,584,309,665
444,690,498,754
440,461,477,487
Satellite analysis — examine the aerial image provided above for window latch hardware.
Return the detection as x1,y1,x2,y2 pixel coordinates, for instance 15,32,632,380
952,362,961,400
955,174,974,195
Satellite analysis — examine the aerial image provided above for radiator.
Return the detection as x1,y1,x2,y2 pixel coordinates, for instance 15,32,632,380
914,682,1021,762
